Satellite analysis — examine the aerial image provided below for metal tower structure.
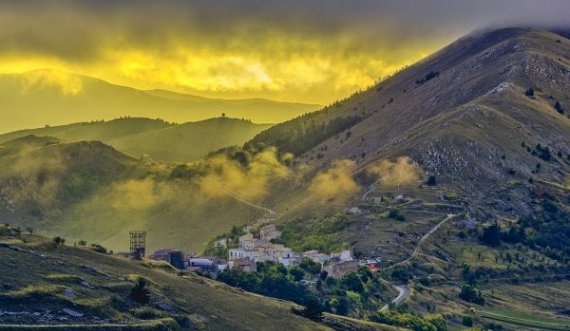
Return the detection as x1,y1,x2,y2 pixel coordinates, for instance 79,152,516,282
129,231,146,258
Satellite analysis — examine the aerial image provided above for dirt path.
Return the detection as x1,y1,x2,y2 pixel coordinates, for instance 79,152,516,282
391,213,457,268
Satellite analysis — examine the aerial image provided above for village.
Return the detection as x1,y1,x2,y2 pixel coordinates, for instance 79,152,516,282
145,221,382,280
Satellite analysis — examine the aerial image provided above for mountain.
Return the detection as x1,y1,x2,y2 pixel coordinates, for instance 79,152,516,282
250,27,569,205
233,28,570,326
0,117,273,162
0,69,319,134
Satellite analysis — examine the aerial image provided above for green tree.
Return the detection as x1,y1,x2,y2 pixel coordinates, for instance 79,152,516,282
289,267,305,282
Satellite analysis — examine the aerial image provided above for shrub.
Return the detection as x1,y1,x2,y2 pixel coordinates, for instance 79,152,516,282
299,258,321,275
53,236,65,246
90,244,108,254
462,315,474,327
289,267,305,282
342,272,365,293
130,279,151,304
293,297,324,321
426,175,437,186
459,284,485,305
480,223,501,247
554,101,564,114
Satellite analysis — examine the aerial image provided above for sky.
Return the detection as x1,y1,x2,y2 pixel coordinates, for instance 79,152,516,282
0,0,569,105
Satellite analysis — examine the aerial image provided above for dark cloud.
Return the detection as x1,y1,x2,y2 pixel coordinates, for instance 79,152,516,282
0,0,568,103
1,0,568,62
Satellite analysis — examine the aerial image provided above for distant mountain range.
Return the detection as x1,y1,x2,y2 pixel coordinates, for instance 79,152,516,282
0,69,319,134
0,117,273,162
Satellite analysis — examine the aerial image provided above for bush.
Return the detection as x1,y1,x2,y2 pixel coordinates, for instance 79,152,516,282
53,236,65,246
426,175,437,186
130,279,151,304
293,296,324,321
90,244,108,254
480,223,501,247
554,101,564,114
459,284,485,305
289,267,305,282
299,258,321,275
525,88,535,98
342,272,365,293
462,315,474,327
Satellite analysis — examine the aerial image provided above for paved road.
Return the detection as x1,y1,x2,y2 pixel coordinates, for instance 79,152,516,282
381,285,410,311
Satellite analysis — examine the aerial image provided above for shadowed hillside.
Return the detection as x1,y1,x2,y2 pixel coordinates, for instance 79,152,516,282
0,231,331,330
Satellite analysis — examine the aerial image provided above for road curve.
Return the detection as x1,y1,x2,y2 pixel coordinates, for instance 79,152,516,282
381,285,410,311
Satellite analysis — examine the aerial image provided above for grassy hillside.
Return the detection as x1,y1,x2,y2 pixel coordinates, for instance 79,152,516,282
0,136,269,253
0,117,273,162
0,231,330,330
0,69,319,134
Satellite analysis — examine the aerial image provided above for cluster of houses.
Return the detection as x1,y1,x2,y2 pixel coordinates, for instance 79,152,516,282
148,223,383,279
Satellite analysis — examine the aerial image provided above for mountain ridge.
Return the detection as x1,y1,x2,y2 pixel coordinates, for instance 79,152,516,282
0,69,319,134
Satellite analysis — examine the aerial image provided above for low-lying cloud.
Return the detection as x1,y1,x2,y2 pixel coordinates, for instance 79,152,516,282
309,159,361,204
366,157,423,187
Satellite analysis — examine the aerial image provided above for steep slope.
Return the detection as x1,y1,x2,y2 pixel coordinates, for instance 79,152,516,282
250,28,570,203
241,27,570,276
0,69,319,133
0,117,273,162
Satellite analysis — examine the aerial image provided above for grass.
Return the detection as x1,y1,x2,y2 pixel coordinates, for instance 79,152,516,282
0,318,178,330
0,234,331,330
479,308,570,330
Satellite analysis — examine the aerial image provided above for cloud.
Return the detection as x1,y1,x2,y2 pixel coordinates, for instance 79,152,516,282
366,157,423,187
309,159,361,204
6,0,568,103
197,147,290,201
20,70,83,96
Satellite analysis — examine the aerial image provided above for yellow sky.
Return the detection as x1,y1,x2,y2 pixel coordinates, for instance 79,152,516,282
0,2,458,106
0,42,439,105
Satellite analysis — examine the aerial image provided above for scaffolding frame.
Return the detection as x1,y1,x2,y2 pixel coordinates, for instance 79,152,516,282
129,231,146,258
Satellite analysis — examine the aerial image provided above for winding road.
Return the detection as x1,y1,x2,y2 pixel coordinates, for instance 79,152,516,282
381,285,410,311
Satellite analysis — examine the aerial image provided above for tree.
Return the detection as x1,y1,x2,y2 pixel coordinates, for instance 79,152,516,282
336,296,350,315
289,267,305,282
130,279,151,304
299,258,321,274
525,88,534,98
53,236,65,246
342,272,365,293
297,297,324,321
459,284,485,305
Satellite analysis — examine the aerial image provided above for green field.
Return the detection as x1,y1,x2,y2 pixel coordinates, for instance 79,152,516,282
480,308,570,330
